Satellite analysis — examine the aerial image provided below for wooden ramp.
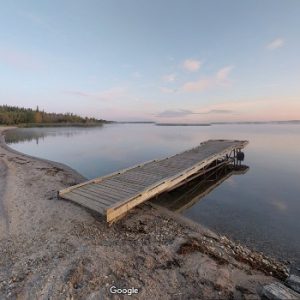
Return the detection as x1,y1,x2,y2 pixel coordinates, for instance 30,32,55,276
59,139,248,222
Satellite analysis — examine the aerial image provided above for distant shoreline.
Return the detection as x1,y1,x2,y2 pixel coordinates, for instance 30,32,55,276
3,119,300,128
156,123,211,126
116,120,300,126
156,120,300,126
17,121,113,128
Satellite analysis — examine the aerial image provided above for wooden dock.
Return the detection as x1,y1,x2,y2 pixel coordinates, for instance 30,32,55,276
59,139,248,222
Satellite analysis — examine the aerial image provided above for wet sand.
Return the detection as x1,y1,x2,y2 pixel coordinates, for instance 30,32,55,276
0,126,290,299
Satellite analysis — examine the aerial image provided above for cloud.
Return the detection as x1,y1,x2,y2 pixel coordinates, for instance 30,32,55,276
216,66,234,81
155,97,300,122
182,78,212,92
182,59,202,72
206,109,234,114
267,38,284,50
156,108,234,118
182,65,234,92
162,73,176,82
156,109,197,118
160,87,177,93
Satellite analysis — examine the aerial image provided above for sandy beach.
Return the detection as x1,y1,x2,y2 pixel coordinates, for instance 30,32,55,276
0,126,291,299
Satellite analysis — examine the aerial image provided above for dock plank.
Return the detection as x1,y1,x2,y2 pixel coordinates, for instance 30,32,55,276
63,192,106,214
100,179,144,193
117,170,163,182
80,186,128,202
101,182,145,196
71,189,116,206
85,184,135,198
108,177,150,189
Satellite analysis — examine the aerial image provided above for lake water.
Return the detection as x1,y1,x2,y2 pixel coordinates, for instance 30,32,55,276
5,124,300,269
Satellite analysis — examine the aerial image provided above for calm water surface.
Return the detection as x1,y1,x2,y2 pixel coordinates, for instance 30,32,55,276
5,124,300,267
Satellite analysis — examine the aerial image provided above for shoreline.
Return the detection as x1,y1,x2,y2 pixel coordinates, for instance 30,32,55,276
0,126,295,299
0,127,86,183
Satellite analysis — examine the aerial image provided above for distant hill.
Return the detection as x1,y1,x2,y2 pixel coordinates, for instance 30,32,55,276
0,105,110,126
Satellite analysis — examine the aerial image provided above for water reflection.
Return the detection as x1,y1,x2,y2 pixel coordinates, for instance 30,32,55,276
152,164,249,213
5,127,101,144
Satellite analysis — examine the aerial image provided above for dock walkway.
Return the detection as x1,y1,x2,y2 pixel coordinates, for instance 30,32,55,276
59,139,248,222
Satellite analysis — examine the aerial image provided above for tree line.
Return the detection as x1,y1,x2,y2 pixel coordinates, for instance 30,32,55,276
0,105,107,125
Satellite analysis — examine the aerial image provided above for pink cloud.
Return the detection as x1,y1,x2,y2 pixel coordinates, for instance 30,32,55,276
182,78,212,92
182,65,234,92
182,59,202,72
162,73,176,82
216,66,234,81
197,97,300,122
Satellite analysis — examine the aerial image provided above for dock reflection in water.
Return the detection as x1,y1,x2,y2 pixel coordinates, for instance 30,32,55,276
151,164,249,213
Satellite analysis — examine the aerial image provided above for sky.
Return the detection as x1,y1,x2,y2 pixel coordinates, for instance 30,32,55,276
0,0,300,122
